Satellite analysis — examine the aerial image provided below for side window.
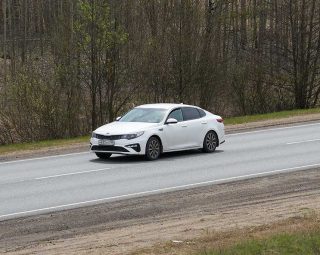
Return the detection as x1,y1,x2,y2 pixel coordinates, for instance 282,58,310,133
197,108,206,118
167,108,183,122
182,107,200,121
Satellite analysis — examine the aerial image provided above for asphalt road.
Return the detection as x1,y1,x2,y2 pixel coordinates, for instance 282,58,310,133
1,122,320,221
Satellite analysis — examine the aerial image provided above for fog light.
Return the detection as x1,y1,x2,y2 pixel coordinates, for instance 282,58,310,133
125,143,141,152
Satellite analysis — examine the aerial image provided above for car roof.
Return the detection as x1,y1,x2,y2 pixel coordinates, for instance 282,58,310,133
137,103,198,110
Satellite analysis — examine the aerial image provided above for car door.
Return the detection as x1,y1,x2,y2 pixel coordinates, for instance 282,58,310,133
162,108,190,150
181,107,204,147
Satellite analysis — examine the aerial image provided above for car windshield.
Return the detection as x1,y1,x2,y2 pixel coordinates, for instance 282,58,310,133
119,108,166,123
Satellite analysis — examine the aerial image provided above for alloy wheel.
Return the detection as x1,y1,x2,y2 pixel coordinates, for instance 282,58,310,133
146,138,161,160
202,131,217,153
206,132,217,151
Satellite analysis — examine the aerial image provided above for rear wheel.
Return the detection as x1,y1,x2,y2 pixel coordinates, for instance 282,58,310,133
95,152,112,159
202,131,218,153
145,137,161,160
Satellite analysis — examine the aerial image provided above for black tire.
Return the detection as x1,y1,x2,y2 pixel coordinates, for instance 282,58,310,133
202,131,218,153
95,152,112,159
145,137,161,160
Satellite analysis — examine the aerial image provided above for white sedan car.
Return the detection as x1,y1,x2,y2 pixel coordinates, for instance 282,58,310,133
90,103,225,160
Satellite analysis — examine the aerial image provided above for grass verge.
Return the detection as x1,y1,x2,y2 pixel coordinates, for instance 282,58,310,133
0,135,90,155
201,229,320,255
1,107,320,155
131,213,320,255
224,107,320,125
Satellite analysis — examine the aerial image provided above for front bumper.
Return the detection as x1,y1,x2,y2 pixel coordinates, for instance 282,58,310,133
90,137,147,155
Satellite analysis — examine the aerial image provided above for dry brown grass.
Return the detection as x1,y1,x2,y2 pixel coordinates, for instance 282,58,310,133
130,211,320,255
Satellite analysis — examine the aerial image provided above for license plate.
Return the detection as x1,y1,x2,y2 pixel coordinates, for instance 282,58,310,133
98,139,115,146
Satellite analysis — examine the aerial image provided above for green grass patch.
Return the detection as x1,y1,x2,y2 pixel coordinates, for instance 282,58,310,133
201,230,320,255
224,108,320,125
0,135,90,155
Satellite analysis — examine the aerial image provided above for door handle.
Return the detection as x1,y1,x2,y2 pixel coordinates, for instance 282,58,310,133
181,125,187,127
201,122,207,124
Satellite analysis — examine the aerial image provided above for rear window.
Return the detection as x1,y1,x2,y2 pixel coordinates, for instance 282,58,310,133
182,107,201,121
197,108,206,117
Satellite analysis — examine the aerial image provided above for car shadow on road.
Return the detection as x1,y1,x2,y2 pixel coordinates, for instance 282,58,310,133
89,149,224,164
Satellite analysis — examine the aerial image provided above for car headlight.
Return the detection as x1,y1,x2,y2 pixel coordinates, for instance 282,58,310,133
121,131,144,140
92,132,97,138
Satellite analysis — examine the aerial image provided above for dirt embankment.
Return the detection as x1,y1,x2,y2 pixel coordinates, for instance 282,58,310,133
1,168,320,255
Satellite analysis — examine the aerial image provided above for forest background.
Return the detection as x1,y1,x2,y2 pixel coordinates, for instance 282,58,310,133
0,0,319,144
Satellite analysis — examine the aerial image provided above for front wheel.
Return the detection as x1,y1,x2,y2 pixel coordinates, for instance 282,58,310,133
95,152,112,159
145,137,161,160
202,131,218,153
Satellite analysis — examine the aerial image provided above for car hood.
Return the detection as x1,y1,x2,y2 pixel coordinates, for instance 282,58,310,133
94,121,159,135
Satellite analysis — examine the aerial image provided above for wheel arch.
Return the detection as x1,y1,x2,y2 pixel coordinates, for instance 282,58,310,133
205,129,220,147
148,134,164,153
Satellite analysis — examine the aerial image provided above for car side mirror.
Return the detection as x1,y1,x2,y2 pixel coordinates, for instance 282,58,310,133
166,118,178,124
116,116,121,121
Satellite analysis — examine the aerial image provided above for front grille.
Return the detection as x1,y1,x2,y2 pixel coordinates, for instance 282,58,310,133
95,134,122,140
91,145,129,152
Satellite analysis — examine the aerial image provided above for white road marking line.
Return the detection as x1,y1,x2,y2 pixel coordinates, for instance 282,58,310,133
0,151,90,165
286,138,320,145
0,168,112,186
1,162,320,220
226,122,320,137
34,167,111,180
